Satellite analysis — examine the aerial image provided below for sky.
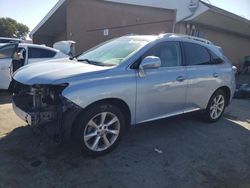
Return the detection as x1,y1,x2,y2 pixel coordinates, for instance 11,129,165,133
0,0,59,30
0,0,250,32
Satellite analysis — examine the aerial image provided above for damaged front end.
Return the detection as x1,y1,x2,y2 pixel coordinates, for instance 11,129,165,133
9,79,81,143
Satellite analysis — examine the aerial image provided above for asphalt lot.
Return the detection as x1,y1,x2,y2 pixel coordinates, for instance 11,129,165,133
0,90,250,188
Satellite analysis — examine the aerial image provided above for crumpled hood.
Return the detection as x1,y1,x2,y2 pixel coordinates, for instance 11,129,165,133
13,59,109,85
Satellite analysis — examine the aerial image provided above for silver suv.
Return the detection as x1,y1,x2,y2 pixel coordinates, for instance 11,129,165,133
10,34,236,156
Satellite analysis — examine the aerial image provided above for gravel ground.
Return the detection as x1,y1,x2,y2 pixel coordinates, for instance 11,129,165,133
0,90,250,188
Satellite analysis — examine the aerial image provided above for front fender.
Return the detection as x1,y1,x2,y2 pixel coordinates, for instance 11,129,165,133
62,70,137,124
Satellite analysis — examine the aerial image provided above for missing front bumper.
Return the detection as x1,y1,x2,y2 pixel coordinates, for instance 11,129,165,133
12,103,57,126
13,103,32,125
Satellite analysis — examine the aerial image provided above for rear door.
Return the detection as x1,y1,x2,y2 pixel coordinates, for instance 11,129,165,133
182,42,219,110
27,47,57,64
0,43,18,89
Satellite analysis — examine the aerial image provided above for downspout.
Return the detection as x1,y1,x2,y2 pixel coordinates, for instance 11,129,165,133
173,0,200,33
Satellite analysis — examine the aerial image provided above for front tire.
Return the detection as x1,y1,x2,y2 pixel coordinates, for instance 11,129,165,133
73,103,125,156
204,90,226,122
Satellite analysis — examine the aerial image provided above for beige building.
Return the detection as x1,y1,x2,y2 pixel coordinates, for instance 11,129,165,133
175,2,250,68
31,0,250,67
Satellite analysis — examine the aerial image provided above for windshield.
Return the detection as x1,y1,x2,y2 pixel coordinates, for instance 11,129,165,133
77,38,149,66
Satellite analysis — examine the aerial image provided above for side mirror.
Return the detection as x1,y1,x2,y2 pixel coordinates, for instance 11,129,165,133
139,56,161,77
232,66,238,75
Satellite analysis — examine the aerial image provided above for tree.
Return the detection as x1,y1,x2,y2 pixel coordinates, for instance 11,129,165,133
0,17,29,39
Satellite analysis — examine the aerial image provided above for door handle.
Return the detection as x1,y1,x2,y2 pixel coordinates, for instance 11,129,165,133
176,76,185,82
213,73,219,78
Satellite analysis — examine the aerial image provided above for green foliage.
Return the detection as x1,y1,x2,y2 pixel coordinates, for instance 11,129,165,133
0,17,29,39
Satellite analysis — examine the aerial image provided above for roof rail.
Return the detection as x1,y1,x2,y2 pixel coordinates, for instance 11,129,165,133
181,35,214,45
160,33,214,45
124,33,137,36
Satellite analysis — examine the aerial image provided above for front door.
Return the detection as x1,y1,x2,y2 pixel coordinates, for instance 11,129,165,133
0,44,18,89
135,41,187,123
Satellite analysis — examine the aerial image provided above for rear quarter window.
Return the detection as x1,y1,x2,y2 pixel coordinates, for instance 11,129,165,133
28,47,56,58
209,50,224,64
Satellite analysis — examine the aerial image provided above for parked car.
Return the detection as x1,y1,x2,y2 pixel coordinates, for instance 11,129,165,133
9,34,236,156
0,43,68,89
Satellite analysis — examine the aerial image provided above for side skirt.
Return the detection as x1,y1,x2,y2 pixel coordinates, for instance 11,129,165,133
136,107,201,124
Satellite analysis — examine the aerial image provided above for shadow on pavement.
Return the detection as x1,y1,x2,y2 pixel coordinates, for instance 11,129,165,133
0,90,12,105
0,113,249,188
236,74,250,85
225,99,250,124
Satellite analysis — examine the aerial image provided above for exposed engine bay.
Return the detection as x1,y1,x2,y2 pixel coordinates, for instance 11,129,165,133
9,80,81,143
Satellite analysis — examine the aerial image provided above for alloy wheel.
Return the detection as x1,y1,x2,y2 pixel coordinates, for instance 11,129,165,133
83,112,120,152
209,94,225,120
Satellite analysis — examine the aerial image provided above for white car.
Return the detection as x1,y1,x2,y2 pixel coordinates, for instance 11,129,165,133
0,43,68,89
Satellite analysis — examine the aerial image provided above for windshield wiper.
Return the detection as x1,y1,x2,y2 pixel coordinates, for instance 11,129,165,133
77,59,93,64
77,59,115,67
69,53,82,60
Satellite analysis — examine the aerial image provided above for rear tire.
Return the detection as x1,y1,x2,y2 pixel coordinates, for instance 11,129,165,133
204,90,226,122
73,103,125,156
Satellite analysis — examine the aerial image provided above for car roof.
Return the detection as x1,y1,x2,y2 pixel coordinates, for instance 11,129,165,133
120,33,217,48
18,43,59,52
0,43,8,47
0,42,60,53
123,33,222,55
118,35,158,42
0,37,22,42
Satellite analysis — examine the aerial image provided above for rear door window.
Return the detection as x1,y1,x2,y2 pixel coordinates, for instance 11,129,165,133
28,47,56,58
183,42,211,66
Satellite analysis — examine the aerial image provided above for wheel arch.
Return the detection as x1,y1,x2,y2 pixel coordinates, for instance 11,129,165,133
71,97,132,133
211,86,231,106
